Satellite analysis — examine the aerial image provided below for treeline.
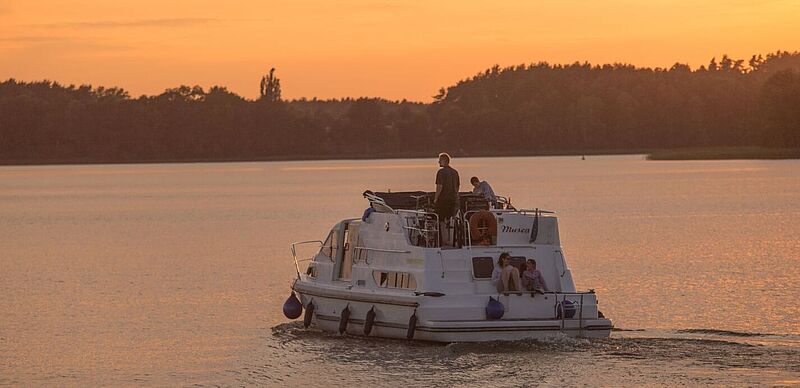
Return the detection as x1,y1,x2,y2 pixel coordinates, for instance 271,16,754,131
1,51,799,164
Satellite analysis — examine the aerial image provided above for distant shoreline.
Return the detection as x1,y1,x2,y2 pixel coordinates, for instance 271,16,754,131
2,147,799,167
646,147,800,160
0,149,648,167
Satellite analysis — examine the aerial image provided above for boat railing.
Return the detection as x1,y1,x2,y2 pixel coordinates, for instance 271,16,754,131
554,291,588,336
290,240,323,279
397,209,440,248
364,191,396,214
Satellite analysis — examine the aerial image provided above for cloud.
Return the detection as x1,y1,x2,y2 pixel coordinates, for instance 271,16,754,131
0,35,136,53
27,17,217,29
0,36,64,43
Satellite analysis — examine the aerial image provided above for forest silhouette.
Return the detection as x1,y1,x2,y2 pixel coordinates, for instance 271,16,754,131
1,51,799,164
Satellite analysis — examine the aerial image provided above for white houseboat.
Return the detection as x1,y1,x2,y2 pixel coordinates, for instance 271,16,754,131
284,191,612,342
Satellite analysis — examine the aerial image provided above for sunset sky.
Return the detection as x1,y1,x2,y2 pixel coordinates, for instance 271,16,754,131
1,0,798,101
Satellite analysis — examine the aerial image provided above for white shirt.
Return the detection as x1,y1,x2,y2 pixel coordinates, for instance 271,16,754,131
491,265,502,285
472,181,496,202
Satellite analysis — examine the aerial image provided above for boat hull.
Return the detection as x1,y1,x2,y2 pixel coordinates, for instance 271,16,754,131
293,281,612,342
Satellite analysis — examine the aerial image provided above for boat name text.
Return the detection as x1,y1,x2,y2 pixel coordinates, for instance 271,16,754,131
501,225,531,234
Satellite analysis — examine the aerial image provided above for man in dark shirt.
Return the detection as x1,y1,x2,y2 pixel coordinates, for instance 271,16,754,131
434,152,460,246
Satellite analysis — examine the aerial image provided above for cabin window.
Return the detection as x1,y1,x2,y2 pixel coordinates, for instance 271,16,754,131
509,256,527,269
306,264,316,278
471,256,494,279
372,271,417,289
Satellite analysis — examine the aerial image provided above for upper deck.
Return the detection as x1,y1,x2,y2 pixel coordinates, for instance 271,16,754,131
363,190,560,249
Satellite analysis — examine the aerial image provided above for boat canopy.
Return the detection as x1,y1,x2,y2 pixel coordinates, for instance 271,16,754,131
366,190,494,212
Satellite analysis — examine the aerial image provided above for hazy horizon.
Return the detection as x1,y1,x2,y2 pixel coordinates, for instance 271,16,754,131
1,0,799,101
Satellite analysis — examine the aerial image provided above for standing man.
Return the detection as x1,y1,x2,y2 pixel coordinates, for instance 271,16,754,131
434,152,460,246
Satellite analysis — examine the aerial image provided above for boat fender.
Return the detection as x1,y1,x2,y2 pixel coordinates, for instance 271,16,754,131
406,310,417,340
486,296,504,320
303,300,315,328
363,306,376,336
282,291,303,319
338,305,350,334
362,207,375,221
555,300,576,319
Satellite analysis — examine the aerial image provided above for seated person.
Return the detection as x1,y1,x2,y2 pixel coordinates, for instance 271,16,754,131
470,176,497,206
521,259,548,294
491,252,522,294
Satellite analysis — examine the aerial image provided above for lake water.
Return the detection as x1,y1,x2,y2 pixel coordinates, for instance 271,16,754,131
1,155,799,386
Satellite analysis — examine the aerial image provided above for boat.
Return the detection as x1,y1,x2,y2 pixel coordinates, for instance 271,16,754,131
283,190,613,342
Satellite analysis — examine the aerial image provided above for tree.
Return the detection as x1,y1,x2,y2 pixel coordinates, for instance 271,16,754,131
760,70,800,147
259,68,282,103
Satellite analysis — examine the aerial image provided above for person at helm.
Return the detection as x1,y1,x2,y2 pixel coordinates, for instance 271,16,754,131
470,176,497,203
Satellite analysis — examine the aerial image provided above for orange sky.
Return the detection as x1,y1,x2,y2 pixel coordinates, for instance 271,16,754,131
1,0,799,101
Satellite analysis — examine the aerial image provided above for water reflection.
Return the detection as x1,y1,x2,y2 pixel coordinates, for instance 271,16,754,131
1,156,799,385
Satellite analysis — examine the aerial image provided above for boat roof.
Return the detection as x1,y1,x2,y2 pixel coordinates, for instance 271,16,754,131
366,190,488,211
363,190,555,215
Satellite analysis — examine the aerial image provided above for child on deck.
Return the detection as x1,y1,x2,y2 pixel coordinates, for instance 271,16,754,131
491,252,522,294
521,259,548,294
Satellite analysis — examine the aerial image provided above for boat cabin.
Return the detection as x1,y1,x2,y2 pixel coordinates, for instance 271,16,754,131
294,190,573,298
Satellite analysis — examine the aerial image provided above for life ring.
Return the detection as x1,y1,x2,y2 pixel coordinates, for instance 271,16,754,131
469,210,497,245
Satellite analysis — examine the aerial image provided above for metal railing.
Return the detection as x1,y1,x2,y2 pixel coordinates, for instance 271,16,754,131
290,240,323,279
555,292,587,335
363,192,396,214
397,209,440,248
495,290,593,334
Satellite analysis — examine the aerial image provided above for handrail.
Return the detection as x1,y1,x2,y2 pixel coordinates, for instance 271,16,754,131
290,240,323,279
578,293,585,337
555,250,567,277
364,192,396,214
353,246,411,254
398,209,439,248
502,208,556,215
495,290,595,296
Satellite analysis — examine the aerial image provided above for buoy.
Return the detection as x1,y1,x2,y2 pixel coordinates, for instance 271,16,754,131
282,291,303,319
363,306,376,335
338,305,350,334
303,300,315,328
556,300,577,319
563,300,576,318
486,297,504,320
406,310,417,340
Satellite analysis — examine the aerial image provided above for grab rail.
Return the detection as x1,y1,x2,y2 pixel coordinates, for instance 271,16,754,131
555,250,567,277
549,292,590,335
364,192,396,214
353,246,411,254
290,240,323,279
397,209,439,248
